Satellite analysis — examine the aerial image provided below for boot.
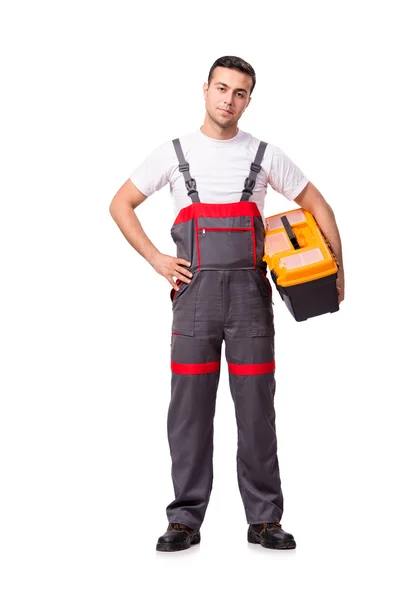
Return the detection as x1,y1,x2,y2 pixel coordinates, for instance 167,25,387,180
248,522,296,549
156,522,201,552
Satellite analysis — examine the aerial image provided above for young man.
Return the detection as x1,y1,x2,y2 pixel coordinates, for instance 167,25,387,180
109,56,345,553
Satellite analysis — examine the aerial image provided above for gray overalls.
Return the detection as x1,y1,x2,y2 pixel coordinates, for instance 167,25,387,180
166,138,284,530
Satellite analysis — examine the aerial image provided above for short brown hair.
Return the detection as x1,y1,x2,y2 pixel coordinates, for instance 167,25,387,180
208,56,256,95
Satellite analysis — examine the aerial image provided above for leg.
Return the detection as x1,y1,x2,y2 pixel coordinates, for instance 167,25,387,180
224,270,284,524
166,271,224,530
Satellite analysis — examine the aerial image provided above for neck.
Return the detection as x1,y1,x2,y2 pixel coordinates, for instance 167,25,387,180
200,114,239,140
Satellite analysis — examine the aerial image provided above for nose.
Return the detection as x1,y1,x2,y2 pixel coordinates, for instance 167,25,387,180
222,90,234,106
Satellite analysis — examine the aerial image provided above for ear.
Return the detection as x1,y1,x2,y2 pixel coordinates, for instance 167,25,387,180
203,82,208,100
246,96,252,109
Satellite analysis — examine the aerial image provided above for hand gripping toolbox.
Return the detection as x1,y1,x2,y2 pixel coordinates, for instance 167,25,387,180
262,208,340,321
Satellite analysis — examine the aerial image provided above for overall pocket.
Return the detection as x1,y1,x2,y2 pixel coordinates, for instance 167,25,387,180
170,279,184,303
198,227,254,269
170,275,197,337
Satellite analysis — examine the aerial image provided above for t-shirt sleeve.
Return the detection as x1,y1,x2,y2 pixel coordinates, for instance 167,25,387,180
267,145,309,201
129,140,173,197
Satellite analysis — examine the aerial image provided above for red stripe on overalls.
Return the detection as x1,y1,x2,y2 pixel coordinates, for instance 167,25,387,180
171,360,221,374
227,361,275,375
195,218,201,269
173,202,261,225
251,215,256,269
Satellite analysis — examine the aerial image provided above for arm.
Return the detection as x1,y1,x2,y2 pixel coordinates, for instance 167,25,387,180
109,179,192,291
293,181,345,303
109,179,160,266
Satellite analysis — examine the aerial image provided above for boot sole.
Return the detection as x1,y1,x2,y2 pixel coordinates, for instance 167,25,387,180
248,529,296,550
156,532,201,552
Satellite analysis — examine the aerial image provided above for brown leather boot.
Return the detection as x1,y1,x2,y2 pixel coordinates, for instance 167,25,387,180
156,523,201,552
248,522,296,549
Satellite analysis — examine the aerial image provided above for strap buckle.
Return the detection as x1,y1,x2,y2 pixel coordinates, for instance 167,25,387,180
250,162,261,173
179,162,190,172
185,178,197,193
244,177,256,192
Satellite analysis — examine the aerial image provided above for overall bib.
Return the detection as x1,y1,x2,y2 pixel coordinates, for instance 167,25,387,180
166,138,284,530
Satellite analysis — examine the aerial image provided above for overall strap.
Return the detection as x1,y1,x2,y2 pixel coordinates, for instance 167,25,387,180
240,141,268,202
172,138,201,203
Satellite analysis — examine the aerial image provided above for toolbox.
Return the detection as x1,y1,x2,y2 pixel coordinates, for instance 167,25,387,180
262,208,339,321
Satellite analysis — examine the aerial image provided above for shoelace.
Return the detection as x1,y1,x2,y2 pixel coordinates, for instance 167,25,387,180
260,522,282,536
169,523,190,532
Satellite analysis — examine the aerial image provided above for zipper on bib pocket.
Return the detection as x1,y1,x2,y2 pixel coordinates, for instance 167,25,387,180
200,227,252,232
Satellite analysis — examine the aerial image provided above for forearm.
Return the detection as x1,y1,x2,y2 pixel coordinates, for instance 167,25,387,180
110,202,160,266
312,202,344,272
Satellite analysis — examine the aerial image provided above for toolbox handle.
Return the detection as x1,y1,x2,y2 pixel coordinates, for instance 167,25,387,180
281,215,300,250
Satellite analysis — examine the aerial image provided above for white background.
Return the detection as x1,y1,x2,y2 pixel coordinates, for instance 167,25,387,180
1,0,399,598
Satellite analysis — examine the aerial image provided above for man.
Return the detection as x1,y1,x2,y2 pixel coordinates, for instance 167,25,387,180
109,56,345,553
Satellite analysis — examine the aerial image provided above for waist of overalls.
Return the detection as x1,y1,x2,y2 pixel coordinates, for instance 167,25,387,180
171,202,267,272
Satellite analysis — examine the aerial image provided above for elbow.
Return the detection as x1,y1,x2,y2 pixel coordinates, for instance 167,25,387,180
109,195,122,220
109,199,117,220
109,195,135,223
109,198,124,224
316,199,335,220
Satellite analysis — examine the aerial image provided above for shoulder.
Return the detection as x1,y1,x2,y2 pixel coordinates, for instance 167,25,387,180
240,130,277,172
142,129,195,154
172,130,203,154
147,137,176,159
138,134,193,167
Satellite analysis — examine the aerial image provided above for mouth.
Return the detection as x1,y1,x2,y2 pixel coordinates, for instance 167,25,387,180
218,108,233,115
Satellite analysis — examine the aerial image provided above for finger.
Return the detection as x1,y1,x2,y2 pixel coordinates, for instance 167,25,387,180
175,267,193,282
336,284,343,304
168,276,180,291
176,258,191,267
174,259,193,282
173,269,192,284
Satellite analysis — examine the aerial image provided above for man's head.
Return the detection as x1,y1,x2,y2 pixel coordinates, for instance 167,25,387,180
203,56,255,130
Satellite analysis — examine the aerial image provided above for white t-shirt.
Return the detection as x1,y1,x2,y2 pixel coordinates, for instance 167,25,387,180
129,128,309,226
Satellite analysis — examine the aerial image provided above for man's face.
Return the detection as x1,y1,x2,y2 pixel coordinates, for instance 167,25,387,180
203,66,252,128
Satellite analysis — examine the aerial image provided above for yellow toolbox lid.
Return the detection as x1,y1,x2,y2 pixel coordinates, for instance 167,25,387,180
262,208,338,287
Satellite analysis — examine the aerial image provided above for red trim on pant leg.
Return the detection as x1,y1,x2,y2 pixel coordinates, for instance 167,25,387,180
171,360,221,374
227,361,275,375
